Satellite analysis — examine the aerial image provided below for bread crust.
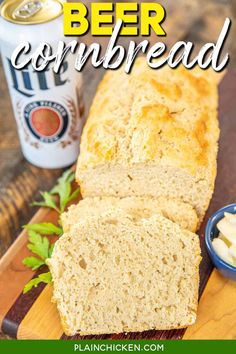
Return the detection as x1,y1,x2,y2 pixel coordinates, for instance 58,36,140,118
77,58,219,184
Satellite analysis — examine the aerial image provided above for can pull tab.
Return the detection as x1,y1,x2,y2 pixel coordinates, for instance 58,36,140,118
13,1,43,19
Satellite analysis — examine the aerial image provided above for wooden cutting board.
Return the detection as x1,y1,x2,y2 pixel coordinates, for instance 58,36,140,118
0,71,236,340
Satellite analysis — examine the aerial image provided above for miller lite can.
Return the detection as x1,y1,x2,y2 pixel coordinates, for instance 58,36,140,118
0,0,84,168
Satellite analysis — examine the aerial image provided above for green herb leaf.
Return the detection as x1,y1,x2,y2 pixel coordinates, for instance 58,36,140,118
22,256,45,270
51,170,77,213
31,169,78,214
23,223,63,236
26,230,50,260
22,169,78,293
31,192,60,213
67,187,80,204
52,170,75,192
48,243,54,257
23,272,52,294
50,170,75,196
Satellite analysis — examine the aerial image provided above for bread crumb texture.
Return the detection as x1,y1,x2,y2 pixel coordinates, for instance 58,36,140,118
48,211,201,336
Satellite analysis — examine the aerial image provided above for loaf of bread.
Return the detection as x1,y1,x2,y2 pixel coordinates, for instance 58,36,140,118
48,210,201,336
76,58,220,222
62,196,198,232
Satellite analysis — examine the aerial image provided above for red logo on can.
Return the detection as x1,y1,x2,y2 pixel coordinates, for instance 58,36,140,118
24,101,69,143
30,108,62,137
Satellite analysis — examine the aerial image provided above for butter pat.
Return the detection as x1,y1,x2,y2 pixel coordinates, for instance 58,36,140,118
212,238,235,266
217,214,236,245
212,212,236,267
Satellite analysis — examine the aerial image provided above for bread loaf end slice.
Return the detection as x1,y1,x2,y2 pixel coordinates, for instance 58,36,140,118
48,212,201,336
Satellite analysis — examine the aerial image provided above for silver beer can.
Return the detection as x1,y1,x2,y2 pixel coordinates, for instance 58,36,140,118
0,0,84,168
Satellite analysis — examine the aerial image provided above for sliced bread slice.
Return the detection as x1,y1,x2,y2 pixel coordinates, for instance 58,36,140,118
48,211,201,336
62,196,198,233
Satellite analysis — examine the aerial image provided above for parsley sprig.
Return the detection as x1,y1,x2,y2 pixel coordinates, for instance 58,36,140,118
23,272,52,294
23,223,63,236
32,170,80,213
22,169,79,294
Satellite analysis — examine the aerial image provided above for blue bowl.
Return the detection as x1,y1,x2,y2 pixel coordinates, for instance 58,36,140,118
205,203,236,281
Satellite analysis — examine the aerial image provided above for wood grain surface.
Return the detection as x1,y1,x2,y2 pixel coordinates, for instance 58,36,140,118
183,271,236,340
0,208,59,334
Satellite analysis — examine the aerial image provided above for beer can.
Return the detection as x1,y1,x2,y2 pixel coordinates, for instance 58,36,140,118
0,0,84,168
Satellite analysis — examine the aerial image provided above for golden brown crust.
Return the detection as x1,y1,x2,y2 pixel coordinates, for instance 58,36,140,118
77,58,219,183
